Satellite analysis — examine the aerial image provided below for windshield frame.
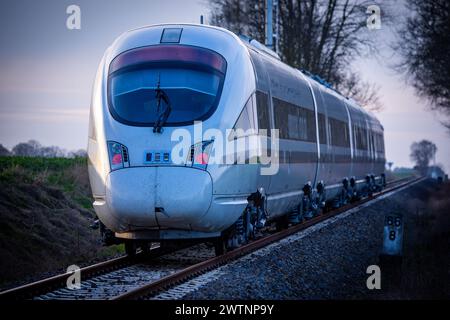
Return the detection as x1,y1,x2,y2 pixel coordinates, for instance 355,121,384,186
107,45,227,127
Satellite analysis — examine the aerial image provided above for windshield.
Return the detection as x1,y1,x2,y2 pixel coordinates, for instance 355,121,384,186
108,45,227,126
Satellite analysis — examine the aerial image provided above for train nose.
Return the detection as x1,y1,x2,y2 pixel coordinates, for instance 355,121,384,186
103,167,212,231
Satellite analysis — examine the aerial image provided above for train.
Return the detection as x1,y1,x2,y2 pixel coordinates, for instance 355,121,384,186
87,23,386,255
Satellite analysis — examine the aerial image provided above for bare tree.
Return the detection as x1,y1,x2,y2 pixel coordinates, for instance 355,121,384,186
40,146,66,158
12,140,66,157
12,140,41,157
386,161,393,171
210,0,266,43
395,0,450,125
410,140,437,175
208,0,386,111
338,72,382,112
0,144,11,156
68,149,87,158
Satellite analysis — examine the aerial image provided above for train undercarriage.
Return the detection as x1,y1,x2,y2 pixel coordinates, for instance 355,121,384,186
214,173,386,255
92,173,386,256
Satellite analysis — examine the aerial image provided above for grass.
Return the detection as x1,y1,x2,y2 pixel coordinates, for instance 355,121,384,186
375,180,450,299
0,156,93,210
0,156,86,174
385,169,417,182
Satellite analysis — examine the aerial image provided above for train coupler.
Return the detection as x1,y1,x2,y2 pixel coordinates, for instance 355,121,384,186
99,222,122,246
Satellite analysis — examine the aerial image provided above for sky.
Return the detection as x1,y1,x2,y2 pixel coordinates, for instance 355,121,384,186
0,0,448,171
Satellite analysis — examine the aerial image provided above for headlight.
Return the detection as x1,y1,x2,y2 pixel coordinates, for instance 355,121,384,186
186,140,214,170
107,141,129,171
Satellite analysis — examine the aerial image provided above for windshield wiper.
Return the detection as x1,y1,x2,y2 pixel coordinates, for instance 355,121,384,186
153,76,172,133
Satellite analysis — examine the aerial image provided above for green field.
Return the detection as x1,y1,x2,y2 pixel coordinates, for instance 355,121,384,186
0,156,92,209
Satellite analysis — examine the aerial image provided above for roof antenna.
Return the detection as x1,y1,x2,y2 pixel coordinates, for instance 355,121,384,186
200,15,204,25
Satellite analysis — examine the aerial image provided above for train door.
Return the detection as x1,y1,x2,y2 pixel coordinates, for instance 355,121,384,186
367,118,376,174
308,81,332,187
349,108,361,178
248,50,272,194
321,92,352,188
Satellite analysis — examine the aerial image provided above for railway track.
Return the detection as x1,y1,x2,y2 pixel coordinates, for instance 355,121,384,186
0,242,213,300
0,176,422,300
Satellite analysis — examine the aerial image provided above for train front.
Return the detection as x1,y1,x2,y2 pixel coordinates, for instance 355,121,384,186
87,24,255,242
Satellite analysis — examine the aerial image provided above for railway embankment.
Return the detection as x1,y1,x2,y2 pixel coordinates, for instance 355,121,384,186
0,156,121,290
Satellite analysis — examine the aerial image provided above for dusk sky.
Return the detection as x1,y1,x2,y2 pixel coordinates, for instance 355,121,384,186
0,0,448,171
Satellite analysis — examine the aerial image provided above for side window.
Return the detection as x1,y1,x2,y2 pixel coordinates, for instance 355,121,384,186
288,111,300,140
233,94,257,138
353,124,369,151
298,108,308,141
361,127,368,150
355,125,360,149
273,98,289,139
318,113,327,145
374,132,378,153
329,118,350,147
255,91,271,137
307,109,317,142
329,118,338,146
273,97,316,142
344,122,349,146
370,132,375,156
353,124,358,150
378,133,385,153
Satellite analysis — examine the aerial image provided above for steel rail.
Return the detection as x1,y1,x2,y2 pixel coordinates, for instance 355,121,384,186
0,244,173,300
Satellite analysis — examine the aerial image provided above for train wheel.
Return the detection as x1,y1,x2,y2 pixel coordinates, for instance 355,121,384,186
214,236,227,256
140,242,151,255
125,241,137,256
323,201,333,213
275,216,289,231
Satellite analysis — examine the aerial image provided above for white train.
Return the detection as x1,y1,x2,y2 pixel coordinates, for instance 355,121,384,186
87,24,386,255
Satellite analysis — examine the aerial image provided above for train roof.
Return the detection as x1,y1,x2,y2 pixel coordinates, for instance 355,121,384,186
237,32,381,127
109,24,382,130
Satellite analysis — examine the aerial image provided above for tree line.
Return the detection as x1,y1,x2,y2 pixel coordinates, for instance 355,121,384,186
209,0,388,112
0,140,86,158
0,139,440,176
396,0,450,131
208,0,450,126
410,139,442,176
